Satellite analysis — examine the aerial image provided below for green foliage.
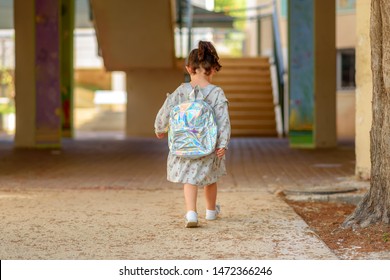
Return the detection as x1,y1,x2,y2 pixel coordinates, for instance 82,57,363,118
75,83,102,92
214,0,247,30
0,68,15,115
383,232,389,243
0,68,13,86
213,0,247,56
0,103,15,114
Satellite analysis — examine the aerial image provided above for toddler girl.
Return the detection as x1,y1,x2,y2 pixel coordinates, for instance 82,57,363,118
154,41,231,228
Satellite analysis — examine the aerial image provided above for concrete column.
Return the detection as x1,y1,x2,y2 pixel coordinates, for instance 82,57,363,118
126,69,183,137
288,0,336,148
355,0,372,179
14,0,62,148
14,0,36,147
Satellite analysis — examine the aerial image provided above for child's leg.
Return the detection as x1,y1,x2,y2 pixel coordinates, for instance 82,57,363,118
204,182,217,210
184,183,198,212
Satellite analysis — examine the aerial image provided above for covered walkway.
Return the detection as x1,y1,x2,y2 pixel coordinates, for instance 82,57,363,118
0,137,355,191
0,137,360,259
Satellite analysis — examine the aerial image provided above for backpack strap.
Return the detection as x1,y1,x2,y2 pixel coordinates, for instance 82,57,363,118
201,85,218,100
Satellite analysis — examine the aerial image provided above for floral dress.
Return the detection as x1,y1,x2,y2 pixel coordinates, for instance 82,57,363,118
154,82,231,187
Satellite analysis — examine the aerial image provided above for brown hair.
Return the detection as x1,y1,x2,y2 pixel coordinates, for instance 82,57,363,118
186,41,222,76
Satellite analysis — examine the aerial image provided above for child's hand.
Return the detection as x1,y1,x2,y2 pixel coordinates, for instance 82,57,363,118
156,133,166,139
216,148,226,158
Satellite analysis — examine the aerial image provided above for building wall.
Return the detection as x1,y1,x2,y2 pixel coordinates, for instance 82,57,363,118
252,0,356,141
336,91,355,140
336,9,356,142
336,13,356,49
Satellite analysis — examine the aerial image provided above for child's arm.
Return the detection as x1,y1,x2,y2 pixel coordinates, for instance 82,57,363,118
154,93,172,138
214,89,231,151
156,133,166,139
216,148,226,158
155,84,183,138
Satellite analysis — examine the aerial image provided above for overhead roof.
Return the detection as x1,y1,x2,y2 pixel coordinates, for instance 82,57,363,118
0,0,234,30
0,0,93,29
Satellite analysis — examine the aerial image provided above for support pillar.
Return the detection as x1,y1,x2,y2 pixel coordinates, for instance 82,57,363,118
126,69,183,137
288,0,336,148
355,0,372,179
14,0,62,148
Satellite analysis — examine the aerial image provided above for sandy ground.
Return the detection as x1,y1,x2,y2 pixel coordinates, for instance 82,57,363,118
0,137,359,259
0,188,337,260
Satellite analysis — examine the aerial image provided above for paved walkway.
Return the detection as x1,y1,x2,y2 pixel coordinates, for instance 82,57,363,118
0,136,360,259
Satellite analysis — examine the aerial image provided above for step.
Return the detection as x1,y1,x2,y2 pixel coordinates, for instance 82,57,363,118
220,57,269,63
229,99,274,106
231,128,277,136
222,84,273,92
220,58,270,68
229,102,275,108
233,118,276,124
227,95,274,103
217,69,271,77
213,76,271,84
232,120,276,127
230,113,276,119
229,111,276,118
226,91,273,97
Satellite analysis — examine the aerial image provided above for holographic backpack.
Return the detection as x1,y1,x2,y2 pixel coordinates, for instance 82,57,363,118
168,85,217,159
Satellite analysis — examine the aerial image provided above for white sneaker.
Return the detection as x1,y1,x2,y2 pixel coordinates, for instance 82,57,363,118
185,211,198,228
206,204,221,220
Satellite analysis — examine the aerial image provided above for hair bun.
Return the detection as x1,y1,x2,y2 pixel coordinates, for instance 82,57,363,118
186,40,221,76
198,41,219,62
198,41,206,61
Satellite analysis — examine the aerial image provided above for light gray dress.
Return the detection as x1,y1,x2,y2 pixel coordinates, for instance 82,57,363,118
155,83,231,187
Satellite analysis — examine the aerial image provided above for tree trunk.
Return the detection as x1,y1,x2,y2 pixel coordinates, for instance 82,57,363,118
343,0,390,228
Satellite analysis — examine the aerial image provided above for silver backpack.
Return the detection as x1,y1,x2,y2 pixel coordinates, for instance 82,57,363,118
168,85,217,159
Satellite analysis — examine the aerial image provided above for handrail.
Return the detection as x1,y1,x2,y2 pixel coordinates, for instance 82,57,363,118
271,1,285,135
185,0,193,55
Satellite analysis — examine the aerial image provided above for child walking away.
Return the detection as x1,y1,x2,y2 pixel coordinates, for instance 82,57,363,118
154,41,231,228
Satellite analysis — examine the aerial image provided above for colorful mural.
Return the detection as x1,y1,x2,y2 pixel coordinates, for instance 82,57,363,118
288,0,314,147
35,0,62,146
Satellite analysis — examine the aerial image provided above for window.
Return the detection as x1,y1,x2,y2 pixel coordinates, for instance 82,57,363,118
337,49,356,90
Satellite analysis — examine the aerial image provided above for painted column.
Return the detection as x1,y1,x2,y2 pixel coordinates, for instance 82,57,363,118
35,0,62,147
14,0,62,148
61,0,75,138
288,0,336,148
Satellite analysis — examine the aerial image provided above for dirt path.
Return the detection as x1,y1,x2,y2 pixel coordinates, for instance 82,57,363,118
0,137,357,259
0,188,336,259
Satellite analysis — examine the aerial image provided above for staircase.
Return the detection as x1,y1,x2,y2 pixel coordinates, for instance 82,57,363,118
213,57,277,137
90,0,176,71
